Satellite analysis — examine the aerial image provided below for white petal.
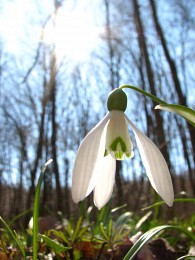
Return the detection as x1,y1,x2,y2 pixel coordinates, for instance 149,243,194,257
106,111,133,160
125,115,174,206
93,154,116,210
72,113,111,203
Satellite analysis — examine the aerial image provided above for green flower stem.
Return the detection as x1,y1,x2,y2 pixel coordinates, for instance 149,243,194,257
119,85,167,105
33,159,53,260
119,84,195,127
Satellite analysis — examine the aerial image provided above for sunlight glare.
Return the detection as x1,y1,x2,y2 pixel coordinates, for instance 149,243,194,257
0,0,101,63
43,2,100,62
0,0,37,54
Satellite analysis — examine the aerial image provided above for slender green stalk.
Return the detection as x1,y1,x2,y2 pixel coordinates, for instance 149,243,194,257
119,84,167,105
142,197,195,211
9,208,32,227
33,159,53,260
119,85,195,126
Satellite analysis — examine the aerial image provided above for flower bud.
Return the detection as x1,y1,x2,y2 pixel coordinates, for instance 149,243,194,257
107,89,127,112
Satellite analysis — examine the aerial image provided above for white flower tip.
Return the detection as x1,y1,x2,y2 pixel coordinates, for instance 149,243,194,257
94,191,113,210
72,195,79,204
94,197,110,210
94,199,109,210
95,203,103,210
167,201,173,207
45,159,53,167
71,189,84,204
159,188,174,207
28,217,33,229
165,197,174,207
154,105,161,110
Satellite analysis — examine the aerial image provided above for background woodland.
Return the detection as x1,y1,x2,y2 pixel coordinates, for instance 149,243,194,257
0,0,194,226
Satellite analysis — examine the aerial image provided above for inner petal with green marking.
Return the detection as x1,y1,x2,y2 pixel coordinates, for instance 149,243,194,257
110,136,126,152
107,136,131,159
105,111,134,160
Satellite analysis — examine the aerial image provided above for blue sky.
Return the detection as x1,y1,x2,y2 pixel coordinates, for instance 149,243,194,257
0,0,194,185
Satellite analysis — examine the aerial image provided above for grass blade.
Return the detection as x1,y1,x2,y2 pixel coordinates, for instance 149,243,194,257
0,216,26,258
123,225,195,260
142,198,195,211
40,234,71,254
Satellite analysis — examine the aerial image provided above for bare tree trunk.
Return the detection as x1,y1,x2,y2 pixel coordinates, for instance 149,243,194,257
49,48,63,213
149,0,195,160
133,0,173,177
48,2,63,212
104,0,124,205
105,0,115,89
64,158,70,218
175,118,195,195
41,117,53,215
16,129,28,226
25,102,46,225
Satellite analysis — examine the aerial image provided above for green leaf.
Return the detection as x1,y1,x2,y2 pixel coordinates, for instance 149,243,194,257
115,212,132,226
99,223,109,241
72,217,83,243
40,234,71,254
108,219,113,238
97,202,112,225
113,225,131,243
52,230,70,245
123,225,195,260
155,104,195,127
9,208,32,227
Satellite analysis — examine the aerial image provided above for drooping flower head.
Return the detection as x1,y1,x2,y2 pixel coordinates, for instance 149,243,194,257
72,88,174,209
106,89,134,160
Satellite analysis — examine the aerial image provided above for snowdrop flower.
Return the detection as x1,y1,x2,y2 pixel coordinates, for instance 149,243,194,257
72,89,174,209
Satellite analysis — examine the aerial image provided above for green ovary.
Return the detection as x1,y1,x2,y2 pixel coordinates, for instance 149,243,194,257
107,89,127,112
